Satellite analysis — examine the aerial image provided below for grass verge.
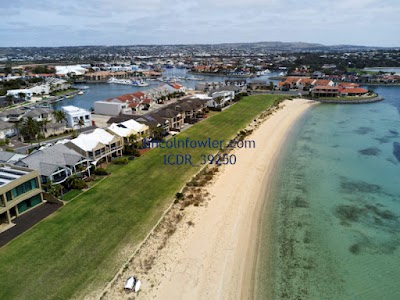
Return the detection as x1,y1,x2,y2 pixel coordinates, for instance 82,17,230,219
0,95,285,299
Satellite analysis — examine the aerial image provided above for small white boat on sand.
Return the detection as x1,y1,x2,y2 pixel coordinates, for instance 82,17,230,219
124,276,141,293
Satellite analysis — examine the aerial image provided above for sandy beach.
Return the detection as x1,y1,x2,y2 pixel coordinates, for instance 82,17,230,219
103,99,314,300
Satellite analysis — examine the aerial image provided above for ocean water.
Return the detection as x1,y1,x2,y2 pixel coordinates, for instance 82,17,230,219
256,86,400,299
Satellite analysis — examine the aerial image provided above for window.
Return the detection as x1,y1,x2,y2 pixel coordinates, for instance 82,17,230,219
85,115,90,120
6,191,12,202
11,178,38,199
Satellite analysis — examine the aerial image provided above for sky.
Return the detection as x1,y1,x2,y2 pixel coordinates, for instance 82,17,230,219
0,0,399,47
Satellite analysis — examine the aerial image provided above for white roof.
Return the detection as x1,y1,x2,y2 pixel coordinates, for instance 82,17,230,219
61,105,90,114
120,119,148,132
192,94,212,100
108,123,138,138
70,128,115,151
55,65,88,76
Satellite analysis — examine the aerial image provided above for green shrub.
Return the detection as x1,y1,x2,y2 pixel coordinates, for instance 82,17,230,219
112,157,128,165
94,168,108,176
65,176,87,190
175,192,184,200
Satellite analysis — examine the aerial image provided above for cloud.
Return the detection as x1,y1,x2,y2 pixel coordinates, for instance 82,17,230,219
0,0,399,46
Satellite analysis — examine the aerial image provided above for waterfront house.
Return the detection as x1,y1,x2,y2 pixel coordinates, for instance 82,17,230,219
134,113,170,133
94,101,131,116
107,119,149,145
207,91,235,108
155,109,184,131
16,144,91,185
339,87,368,97
6,89,33,101
0,164,43,230
65,128,123,165
171,98,207,123
311,86,339,97
61,106,92,129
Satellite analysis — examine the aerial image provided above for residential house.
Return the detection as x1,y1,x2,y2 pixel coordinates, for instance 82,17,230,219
172,98,207,123
134,113,170,133
107,119,149,146
61,106,92,129
65,128,123,165
207,91,235,108
94,101,131,116
0,151,26,164
16,144,91,185
0,164,43,229
156,109,184,131
0,121,17,139
23,108,53,122
311,86,339,97
6,89,33,101
168,83,186,92
0,108,26,122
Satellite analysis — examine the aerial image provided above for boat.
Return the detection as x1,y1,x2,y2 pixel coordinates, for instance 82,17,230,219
132,79,149,87
80,85,90,89
65,95,73,99
124,276,141,292
107,77,132,85
124,277,136,290
135,280,141,292
78,91,84,95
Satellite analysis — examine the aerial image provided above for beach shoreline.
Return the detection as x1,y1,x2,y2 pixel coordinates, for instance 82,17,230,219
103,99,315,300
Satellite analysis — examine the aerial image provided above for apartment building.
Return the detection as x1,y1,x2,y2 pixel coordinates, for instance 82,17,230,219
0,164,43,228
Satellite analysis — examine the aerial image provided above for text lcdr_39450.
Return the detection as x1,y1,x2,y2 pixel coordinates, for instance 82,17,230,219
163,153,237,166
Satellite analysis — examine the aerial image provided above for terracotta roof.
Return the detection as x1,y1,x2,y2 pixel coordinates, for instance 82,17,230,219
339,82,360,87
340,88,368,94
313,86,339,90
132,92,145,98
314,79,331,86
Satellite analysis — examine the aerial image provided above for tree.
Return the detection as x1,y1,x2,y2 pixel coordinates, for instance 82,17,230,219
52,110,66,123
20,117,40,143
150,126,164,141
5,95,14,106
18,92,25,102
13,120,23,140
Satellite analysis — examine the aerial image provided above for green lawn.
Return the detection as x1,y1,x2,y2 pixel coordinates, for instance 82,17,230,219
61,189,82,201
0,95,284,300
49,88,77,97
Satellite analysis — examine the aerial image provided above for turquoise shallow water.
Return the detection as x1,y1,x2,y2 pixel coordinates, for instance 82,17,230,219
256,86,400,299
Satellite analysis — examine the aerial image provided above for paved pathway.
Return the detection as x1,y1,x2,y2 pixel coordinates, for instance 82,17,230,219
0,202,62,248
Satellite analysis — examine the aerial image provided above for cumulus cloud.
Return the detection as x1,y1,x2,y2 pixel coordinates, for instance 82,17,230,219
0,0,399,46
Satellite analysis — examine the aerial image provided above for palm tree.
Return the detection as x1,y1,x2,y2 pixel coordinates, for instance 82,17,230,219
77,118,85,131
20,117,40,144
39,118,50,135
214,96,224,108
13,120,23,140
52,110,66,123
